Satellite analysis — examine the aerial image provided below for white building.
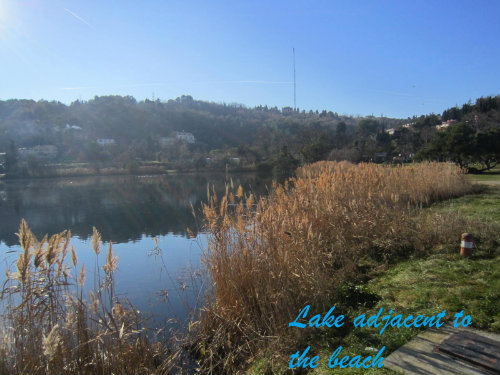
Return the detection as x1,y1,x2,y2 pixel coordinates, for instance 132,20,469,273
175,131,195,143
160,132,196,147
65,124,82,130
436,119,457,131
18,145,58,160
96,138,115,146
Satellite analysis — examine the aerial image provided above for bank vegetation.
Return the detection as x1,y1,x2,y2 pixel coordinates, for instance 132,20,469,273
197,161,477,373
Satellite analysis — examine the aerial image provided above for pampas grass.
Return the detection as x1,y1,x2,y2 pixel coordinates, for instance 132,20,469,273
196,162,473,373
0,222,170,375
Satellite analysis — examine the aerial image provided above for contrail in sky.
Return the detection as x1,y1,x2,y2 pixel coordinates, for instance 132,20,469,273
196,80,293,85
235,80,293,84
64,8,93,29
57,82,292,91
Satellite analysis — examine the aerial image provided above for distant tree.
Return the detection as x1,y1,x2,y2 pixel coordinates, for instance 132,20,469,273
375,131,392,153
446,122,475,166
357,119,380,137
392,127,417,155
442,106,462,121
418,122,500,172
472,128,500,172
335,121,348,148
417,131,448,162
273,146,299,180
300,135,334,164
419,126,435,147
476,96,500,113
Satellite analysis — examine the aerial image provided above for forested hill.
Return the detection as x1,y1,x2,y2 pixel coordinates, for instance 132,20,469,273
0,95,401,167
0,95,499,175
0,95,369,153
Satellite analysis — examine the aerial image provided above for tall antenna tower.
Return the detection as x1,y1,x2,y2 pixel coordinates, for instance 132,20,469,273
293,48,296,110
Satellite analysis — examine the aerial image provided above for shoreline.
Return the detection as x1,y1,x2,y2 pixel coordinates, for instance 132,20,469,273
0,165,261,181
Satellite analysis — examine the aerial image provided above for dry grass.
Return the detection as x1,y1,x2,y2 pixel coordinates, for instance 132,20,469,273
196,162,474,374
0,221,173,375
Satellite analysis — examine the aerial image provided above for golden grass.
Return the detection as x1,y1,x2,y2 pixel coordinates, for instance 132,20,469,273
196,162,473,373
0,221,171,375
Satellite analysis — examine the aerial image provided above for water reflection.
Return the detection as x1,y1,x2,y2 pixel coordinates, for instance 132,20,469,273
0,172,272,325
0,172,271,246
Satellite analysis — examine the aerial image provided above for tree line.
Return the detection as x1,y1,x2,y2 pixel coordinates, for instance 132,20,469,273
0,95,498,177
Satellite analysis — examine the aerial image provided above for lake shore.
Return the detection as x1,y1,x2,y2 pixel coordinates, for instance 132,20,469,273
194,162,499,374
0,163,263,180
0,162,263,181
248,183,500,375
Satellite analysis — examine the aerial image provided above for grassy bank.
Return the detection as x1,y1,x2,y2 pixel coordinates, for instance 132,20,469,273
467,172,500,186
196,162,487,374
304,187,500,375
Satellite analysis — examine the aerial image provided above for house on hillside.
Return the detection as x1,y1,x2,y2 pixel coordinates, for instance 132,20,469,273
175,131,195,143
18,145,58,161
96,138,115,146
65,124,82,130
436,119,457,131
160,131,196,147
0,152,6,172
229,157,241,165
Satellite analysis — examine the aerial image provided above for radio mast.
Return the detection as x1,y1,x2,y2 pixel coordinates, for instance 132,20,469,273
293,48,296,110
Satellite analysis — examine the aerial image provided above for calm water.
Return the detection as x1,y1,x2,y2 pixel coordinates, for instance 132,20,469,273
0,172,271,325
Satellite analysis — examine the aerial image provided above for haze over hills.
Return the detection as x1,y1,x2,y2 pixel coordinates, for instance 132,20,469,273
0,95,499,176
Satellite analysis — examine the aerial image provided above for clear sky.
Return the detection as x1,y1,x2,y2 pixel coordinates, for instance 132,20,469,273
1,0,499,118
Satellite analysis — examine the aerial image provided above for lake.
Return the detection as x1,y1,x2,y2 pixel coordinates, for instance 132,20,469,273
0,172,272,327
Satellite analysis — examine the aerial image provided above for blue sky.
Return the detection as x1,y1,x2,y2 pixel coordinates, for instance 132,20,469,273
1,0,499,118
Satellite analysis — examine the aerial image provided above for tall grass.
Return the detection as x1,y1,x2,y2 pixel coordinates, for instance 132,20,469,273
197,162,473,373
0,221,169,375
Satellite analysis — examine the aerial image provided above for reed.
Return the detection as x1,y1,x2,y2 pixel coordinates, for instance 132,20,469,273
0,221,170,375
196,162,473,373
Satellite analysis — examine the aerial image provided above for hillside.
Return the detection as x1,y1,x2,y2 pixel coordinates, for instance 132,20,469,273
0,95,499,177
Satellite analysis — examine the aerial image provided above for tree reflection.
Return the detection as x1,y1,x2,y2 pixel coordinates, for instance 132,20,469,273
0,173,271,246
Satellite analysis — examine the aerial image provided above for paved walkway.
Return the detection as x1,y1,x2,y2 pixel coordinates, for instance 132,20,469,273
385,325,500,375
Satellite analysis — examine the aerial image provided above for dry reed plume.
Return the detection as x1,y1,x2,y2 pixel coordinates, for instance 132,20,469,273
196,161,473,373
0,221,171,375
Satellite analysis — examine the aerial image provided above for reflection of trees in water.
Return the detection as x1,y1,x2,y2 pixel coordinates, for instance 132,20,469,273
0,173,272,246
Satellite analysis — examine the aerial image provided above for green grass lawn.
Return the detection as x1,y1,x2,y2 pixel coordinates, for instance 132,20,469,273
249,188,500,375
466,170,500,187
429,188,500,222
